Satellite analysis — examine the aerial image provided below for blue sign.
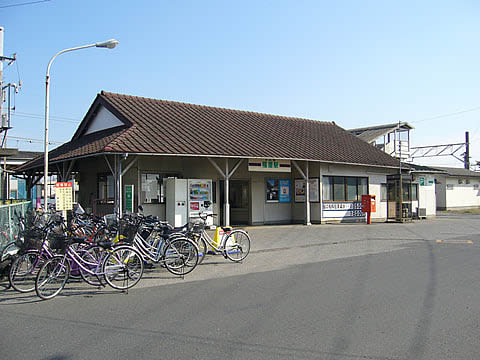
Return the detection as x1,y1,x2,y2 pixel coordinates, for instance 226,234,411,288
279,179,291,203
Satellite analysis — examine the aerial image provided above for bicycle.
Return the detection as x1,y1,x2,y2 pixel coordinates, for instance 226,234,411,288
192,213,251,262
120,215,199,276
35,235,144,300
8,214,84,292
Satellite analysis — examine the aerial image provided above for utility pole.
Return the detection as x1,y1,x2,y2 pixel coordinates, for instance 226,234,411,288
0,27,18,199
464,131,470,170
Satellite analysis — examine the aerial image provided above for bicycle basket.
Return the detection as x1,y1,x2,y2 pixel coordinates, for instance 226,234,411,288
189,219,204,233
48,233,68,253
119,222,138,242
16,228,45,251
104,214,118,227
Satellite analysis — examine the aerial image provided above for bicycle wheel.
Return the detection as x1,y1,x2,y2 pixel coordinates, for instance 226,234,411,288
193,236,208,265
78,245,106,286
35,255,70,300
163,238,198,276
102,246,144,290
224,230,251,262
9,250,43,293
1,241,19,263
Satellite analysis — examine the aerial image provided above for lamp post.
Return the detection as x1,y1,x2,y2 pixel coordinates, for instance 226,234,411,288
44,39,118,212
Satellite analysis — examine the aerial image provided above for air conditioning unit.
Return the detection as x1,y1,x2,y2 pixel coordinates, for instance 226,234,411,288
417,207,426,219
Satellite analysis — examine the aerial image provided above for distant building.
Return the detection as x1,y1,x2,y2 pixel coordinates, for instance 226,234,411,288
349,122,438,219
1,150,42,200
430,167,480,210
349,122,414,159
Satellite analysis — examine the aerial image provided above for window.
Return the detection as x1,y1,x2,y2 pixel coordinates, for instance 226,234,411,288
411,184,418,201
381,184,387,201
333,177,345,201
446,184,454,190
323,176,333,201
98,173,115,202
141,173,181,204
323,176,369,201
402,183,411,202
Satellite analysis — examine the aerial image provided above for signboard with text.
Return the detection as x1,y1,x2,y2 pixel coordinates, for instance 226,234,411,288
55,182,73,211
249,159,291,172
125,185,134,213
322,201,364,219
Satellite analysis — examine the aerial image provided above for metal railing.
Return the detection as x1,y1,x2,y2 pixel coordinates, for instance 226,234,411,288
0,201,33,249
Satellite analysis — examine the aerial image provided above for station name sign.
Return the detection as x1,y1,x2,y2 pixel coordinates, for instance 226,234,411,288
248,159,291,173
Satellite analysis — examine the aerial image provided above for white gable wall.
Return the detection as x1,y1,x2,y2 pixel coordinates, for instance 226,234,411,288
84,106,124,135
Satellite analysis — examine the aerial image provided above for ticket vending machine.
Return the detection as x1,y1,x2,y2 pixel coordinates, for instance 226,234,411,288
166,178,213,227
165,178,187,227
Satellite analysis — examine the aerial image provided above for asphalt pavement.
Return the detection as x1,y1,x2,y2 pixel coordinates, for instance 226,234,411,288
1,213,480,359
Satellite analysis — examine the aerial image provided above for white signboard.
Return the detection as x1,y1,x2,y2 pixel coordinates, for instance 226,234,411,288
55,182,73,211
322,201,364,219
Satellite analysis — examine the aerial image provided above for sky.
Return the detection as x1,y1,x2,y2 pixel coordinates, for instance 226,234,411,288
1,0,480,169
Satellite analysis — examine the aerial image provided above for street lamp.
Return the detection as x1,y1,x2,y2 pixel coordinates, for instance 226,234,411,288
44,39,118,212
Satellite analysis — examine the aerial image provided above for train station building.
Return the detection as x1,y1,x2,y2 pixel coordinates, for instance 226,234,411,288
16,91,421,226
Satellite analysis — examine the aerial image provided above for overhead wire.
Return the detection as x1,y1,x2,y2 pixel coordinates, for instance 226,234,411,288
0,0,50,9
410,106,480,124
6,135,64,145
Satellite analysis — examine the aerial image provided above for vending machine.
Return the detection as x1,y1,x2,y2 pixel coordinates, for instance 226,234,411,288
165,178,188,227
187,179,213,226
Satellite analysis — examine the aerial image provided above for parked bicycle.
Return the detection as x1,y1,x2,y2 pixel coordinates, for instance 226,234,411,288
118,213,199,276
35,234,144,300
190,213,251,262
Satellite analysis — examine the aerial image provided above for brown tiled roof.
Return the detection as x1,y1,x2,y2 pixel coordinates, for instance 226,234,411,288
16,91,400,172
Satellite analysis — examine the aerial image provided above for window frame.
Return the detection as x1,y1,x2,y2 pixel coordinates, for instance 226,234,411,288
140,172,182,204
323,176,369,202
97,173,115,203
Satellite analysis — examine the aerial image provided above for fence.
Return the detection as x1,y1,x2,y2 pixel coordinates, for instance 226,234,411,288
0,201,33,249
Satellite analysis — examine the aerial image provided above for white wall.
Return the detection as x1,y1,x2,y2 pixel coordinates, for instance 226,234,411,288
414,174,436,216
444,177,480,209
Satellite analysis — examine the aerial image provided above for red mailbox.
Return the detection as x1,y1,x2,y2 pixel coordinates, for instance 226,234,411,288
361,194,376,213
361,194,376,224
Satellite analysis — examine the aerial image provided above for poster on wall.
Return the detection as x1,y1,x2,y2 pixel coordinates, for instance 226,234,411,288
279,179,291,203
266,179,291,203
294,178,320,202
266,179,279,202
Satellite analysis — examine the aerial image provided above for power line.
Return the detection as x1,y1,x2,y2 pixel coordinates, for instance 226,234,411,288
0,0,50,9
6,135,65,145
11,112,81,124
410,106,480,124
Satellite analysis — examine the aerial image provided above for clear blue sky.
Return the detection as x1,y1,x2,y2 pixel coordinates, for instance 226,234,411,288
1,0,479,167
